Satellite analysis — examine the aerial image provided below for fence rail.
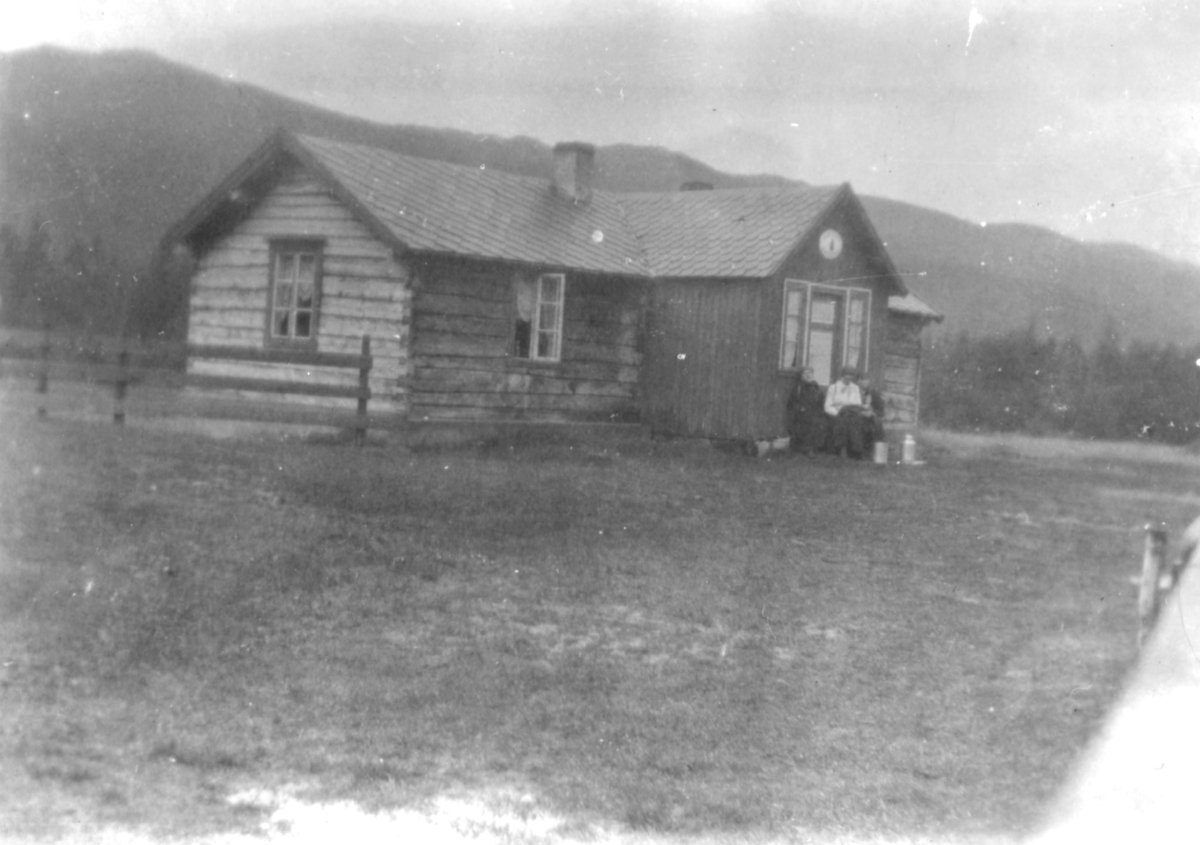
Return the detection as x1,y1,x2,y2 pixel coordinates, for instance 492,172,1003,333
0,326,379,443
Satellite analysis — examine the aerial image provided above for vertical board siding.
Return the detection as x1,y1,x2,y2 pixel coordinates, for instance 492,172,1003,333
644,278,778,440
187,164,411,413
644,198,909,441
409,261,642,422
648,194,916,439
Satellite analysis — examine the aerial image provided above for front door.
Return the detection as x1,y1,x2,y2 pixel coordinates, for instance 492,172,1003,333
806,292,844,385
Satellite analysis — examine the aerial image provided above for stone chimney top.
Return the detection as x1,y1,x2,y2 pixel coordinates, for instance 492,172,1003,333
552,142,596,204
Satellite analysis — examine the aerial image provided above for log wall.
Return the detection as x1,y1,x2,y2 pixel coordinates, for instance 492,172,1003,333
186,163,411,413
408,259,642,422
881,314,924,426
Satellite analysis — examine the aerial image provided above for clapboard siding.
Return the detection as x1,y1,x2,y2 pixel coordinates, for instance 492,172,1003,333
409,259,642,422
187,163,411,412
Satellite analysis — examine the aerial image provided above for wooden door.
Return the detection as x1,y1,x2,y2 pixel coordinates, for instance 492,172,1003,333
807,292,844,385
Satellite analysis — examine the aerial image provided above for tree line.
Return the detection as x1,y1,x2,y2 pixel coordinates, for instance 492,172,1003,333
921,326,1200,444
0,223,188,339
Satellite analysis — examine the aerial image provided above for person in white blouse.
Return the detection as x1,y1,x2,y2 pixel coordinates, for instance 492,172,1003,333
824,365,867,458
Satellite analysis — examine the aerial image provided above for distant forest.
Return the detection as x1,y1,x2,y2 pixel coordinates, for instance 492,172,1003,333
922,328,1200,445
0,223,187,339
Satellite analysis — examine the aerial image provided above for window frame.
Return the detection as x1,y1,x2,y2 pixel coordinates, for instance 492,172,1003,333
512,272,565,363
778,279,872,380
265,239,324,348
844,287,872,377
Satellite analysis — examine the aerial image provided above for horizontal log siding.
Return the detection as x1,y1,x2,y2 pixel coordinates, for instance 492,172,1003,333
187,164,410,413
409,260,642,422
881,313,925,426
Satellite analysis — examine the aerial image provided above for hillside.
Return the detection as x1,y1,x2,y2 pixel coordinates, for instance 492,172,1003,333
862,197,1200,345
2,45,1198,345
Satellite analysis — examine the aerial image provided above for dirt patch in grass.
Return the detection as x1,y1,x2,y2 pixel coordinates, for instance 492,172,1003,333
2,414,1197,841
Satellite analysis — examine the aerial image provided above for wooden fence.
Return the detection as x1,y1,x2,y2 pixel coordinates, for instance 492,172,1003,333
0,326,378,444
1136,517,1199,648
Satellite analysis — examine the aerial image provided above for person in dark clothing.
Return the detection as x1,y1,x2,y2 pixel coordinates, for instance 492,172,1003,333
786,367,826,456
858,374,886,456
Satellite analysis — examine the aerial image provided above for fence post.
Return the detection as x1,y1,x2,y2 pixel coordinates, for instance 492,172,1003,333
1137,522,1169,649
36,319,50,419
113,344,129,426
356,334,371,446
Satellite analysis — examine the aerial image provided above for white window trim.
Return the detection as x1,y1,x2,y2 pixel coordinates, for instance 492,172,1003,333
267,240,323,347
532,273,565,361
844,285,872,375
515,272,566,362
779,279,872,373
780,279,810,372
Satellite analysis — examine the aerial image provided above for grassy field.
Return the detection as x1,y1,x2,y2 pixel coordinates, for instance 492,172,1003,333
2,408,1198,843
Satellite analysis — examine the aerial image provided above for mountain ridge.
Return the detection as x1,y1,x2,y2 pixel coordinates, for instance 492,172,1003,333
2,45,1197,345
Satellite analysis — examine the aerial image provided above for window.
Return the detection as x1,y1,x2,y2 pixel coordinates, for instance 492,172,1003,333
513,273,564,361
780,284,807,370
268,241,322,344
806,292,842,384
780,280,871,384
845,290,869,375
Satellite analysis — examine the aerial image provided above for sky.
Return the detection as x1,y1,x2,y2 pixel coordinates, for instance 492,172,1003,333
6,0,1200,264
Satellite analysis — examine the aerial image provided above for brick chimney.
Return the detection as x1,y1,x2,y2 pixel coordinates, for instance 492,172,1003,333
552,142,596,203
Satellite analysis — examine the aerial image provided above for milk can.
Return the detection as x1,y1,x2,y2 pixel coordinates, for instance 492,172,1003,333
873,441,888,464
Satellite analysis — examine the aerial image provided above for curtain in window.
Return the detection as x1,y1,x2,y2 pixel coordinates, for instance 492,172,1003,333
846,290,870,372
272,249,317,339
781,284,808,370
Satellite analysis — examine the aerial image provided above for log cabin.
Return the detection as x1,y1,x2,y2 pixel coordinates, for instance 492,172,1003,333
159,128,940,440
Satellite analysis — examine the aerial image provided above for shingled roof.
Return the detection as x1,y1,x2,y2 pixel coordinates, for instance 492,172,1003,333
168,129,907,293
618,185,845,278
292,134,651,277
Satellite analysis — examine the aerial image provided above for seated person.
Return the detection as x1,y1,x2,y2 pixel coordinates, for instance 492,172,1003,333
824,365,867,458
857,374,886,455
785,367,826,456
